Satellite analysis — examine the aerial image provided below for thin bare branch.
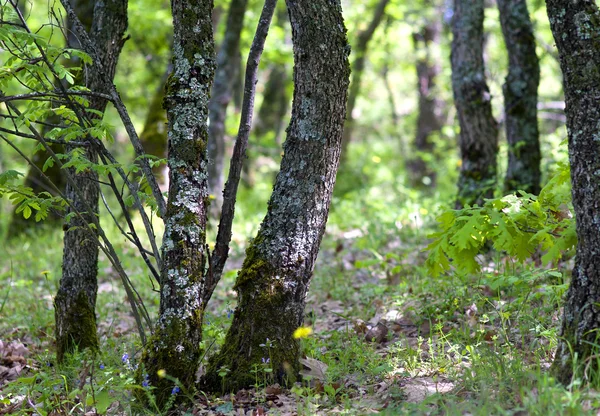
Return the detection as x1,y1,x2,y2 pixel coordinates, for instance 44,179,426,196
207,0,278,303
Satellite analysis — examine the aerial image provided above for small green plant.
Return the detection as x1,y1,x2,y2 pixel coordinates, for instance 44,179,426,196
426,163,575,276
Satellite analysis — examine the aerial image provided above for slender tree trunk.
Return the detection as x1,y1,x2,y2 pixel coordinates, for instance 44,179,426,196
54,0,128,363
203,0,350,392
407,6,445,189
546,0,600,385
208,0,249,217
497,0,541,195
451,0,498,208
339,0,390,165
140,0,215,405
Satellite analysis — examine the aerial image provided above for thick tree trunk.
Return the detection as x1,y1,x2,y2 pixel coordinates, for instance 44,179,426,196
451,0,498,208
407,7,445,189
55,0,128,363
497,0,541,195
203,0,350,392
339,0,390,165
546,0,600,385
140,0,215,405
208,0,249,216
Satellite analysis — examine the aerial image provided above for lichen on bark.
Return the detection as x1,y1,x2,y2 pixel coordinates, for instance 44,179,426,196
139,0,215,407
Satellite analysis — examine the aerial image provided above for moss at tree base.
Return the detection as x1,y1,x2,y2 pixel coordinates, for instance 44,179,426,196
54,290,98,363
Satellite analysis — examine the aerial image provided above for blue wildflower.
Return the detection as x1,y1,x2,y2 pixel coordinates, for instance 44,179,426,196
121,353,129,363
99,363,105,369
171,386,180,395
142,373,150,387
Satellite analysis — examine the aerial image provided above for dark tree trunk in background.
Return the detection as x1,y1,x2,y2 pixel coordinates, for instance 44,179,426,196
497,0,541,195
208,0,249,216
407,5,445,189
204,0,350,392
138,66,170,183
451,0,498,208
140,0,215,405
7,0,95,237
243,4,292,187
55,0,128,363
256,65,289,141
242,64,290,187
340,0,390,165
546,0,600,385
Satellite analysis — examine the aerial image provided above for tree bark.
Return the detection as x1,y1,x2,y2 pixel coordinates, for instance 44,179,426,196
140,0,215,405
497,0,541,195
203,0,350,392
451,0,498,208
339,0,390,166
208,0,249,217
55,0,128,363
407,5,445,189
545,0,600,385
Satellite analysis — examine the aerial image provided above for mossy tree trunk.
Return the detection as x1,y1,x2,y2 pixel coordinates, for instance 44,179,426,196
451,0,498,208
140,0,215,406
339,0,390,165
203,0,350,392
7,0,95,237
546,0,600,385
208,0,249,216
497,0,541,195
407,2,445,189
55,0,128,363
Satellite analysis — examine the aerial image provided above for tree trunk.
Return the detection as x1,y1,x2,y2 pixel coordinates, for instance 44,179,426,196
497,0,541,195
208,0,249,217
203,0,350,392
407,6,445,189
140,0,215,405
55,0,128,363
451,0,498,208
546,0,600,385
339,0,390,166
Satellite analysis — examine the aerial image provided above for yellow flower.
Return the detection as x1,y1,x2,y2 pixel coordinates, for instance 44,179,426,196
157,369,167,378
293,326,313,339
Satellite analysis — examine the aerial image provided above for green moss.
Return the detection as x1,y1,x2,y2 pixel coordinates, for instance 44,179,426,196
201,238,302,392
138,314,203,408
55,290,98,363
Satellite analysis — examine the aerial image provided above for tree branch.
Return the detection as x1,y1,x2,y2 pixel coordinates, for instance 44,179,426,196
207,0,278,304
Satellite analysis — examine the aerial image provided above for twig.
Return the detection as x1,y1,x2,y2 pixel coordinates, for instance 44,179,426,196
58,0,166,218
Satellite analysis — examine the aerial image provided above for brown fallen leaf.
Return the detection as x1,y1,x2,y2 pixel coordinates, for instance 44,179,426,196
365,322,388,344
299,357,328,381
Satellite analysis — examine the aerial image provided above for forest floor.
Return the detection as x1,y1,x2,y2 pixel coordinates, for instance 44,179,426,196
0,208,597,415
